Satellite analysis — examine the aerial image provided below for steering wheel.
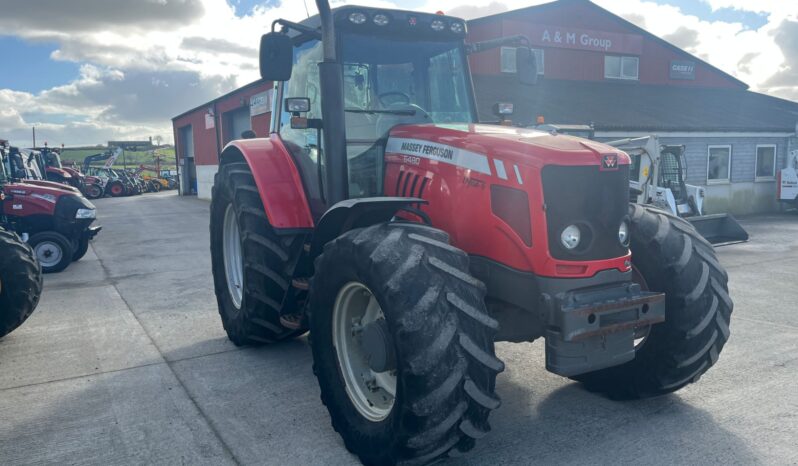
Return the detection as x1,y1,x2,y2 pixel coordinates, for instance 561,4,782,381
378,91,411,107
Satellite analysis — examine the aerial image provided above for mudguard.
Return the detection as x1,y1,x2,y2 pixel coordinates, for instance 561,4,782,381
220,136,314,230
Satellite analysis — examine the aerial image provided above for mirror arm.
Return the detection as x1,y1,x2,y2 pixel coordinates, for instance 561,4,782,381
271,19,322,40
466,34,531,55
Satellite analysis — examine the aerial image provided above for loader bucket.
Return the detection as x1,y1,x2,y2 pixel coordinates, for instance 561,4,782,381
687,213,749,246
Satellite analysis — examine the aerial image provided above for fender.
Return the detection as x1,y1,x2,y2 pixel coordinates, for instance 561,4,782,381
220,135,314,231
309,197,426,258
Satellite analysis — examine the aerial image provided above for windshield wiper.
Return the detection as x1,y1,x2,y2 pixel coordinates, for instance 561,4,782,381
345,108,416,116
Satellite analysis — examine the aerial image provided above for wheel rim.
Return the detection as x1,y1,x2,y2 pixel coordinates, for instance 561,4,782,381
632,265,653,349
35,241,63,268
222,204,244,309
332,282,396,422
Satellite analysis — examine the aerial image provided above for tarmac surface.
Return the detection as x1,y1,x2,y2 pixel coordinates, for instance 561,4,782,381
1,191,796,465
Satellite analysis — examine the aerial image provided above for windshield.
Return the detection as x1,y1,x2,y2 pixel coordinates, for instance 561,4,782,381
44,151,62,168
0,151,8,184
341,34,474,125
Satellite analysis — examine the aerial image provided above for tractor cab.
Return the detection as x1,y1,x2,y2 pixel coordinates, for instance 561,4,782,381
265,7,536,217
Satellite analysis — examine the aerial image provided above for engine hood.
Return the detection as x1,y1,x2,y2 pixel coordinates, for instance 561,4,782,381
387,123,629,170
4,180,78,197
47,167,72,178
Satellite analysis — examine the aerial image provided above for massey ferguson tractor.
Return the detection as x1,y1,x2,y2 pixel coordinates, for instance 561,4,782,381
209,4,733,464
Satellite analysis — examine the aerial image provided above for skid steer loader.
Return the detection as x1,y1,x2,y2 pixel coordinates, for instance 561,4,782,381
209,3,734,464
606,136,749,245
778,150,798,209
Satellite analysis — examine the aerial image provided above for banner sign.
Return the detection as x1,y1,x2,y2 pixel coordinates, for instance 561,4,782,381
503,20,643,55
250,89,273,117
670,60,696,80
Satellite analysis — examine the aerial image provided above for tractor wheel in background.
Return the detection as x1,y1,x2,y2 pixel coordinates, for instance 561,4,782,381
571,204,732,399
85,183,103,199
210,161,306,345
72,237,90,262
0,229,42,338
108,181,125,197
28,231,74,274
309,222,503,465
151,181,161,192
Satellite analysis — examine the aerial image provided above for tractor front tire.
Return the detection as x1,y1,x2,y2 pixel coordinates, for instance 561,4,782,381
72,237,90,262
0,229,43,337
85,184,103,199
108,181,125,197
210,161,305,346
309,222,503,465
29,231,74,274
572,204,732,399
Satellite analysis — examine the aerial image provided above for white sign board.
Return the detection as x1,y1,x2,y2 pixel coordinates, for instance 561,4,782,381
250,89,273,117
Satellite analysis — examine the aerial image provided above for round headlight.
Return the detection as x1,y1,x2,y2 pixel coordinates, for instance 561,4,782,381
450,22,464,33
430,19,445,31
348,12,367,24
561,224,581,250
618,220,630,247
373,13,390,26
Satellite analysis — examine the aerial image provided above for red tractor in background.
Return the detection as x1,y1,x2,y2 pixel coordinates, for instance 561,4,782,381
1,143,101,273
209,3,733,464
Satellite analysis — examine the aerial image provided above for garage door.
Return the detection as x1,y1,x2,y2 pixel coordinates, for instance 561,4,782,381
225,107,252,144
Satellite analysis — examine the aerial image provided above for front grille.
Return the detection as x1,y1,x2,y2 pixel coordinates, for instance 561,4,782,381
542,165,629,261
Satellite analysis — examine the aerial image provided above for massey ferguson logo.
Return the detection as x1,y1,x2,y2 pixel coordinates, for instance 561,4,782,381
601,154,618,170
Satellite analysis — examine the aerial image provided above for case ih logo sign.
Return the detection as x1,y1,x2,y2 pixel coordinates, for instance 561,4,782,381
601,154,619,170
670,60,696,80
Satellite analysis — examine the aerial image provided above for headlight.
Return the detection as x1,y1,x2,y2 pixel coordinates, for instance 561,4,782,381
76,208,96,219
450,21,465,33
348,12,367,24
430,19,445,31
618,220,630,247
373,13,389,26
560,224,581,250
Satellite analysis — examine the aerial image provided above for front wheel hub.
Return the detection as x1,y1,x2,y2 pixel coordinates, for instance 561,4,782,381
360,319,396,373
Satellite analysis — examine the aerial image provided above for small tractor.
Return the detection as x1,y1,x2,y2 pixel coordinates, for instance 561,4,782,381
0,224,42,338
778,150,798,209
607,135,749,245
209,3,733,464
1,145,101,273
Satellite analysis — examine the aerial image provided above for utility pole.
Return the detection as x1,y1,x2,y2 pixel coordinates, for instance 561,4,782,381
32,127,36,147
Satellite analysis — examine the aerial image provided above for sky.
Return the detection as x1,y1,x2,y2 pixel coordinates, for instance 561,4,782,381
0,0,796,147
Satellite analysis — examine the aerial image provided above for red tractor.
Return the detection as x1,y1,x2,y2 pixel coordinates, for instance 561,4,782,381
1,145,101,273
210,4,732,464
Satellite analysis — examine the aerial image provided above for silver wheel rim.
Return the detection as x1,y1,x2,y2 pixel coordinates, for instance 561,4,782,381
332,282,396,422
223,204,244,309
35,241,63,268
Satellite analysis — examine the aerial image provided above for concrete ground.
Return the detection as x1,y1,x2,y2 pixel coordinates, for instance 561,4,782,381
1,191,796,465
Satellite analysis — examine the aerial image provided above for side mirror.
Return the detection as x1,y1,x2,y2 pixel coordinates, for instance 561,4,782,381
516,47,538,86
260,32,293,81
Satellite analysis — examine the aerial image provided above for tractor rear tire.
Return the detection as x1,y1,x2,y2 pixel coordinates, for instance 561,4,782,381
0,229,42,337
29,231,74,274
72,237,90,262
108,181,125,197
309,222,503,465
210,161,306,346
84,184,103,199
572,204,732,399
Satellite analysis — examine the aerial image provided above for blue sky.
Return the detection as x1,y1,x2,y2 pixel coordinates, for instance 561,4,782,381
0,0,794,146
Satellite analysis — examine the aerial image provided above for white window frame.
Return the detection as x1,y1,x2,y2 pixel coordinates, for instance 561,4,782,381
706,145,731,184
755,144,777,181
604,55,639,81
500,47,544,75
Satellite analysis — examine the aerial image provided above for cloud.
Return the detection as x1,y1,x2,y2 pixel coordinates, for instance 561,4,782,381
0,0,205,32
180,36,257,57
445,2,510,20
662,26,700,51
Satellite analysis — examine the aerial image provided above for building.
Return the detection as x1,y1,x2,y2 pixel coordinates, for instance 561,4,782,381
171,81,273,198
172,0,798,213
468,0,798,214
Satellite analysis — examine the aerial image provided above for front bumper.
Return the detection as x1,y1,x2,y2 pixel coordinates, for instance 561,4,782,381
84,225,102,241
542,280,665,377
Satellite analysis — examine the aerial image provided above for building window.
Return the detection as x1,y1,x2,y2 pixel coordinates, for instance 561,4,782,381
604,55,639,80
755,145,776,180
500,47,544,75
707,145,731,184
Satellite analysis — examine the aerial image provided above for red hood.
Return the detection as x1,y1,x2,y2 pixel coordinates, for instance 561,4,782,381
4,180,77,197
46,166,72,178
62,167,84,178
388,123,629,169
15,179,81,193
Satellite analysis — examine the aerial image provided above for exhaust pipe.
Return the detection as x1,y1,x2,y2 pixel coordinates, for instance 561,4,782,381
315,0,349,205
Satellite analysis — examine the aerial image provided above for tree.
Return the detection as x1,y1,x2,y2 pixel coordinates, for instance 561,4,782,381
153,135,163,147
